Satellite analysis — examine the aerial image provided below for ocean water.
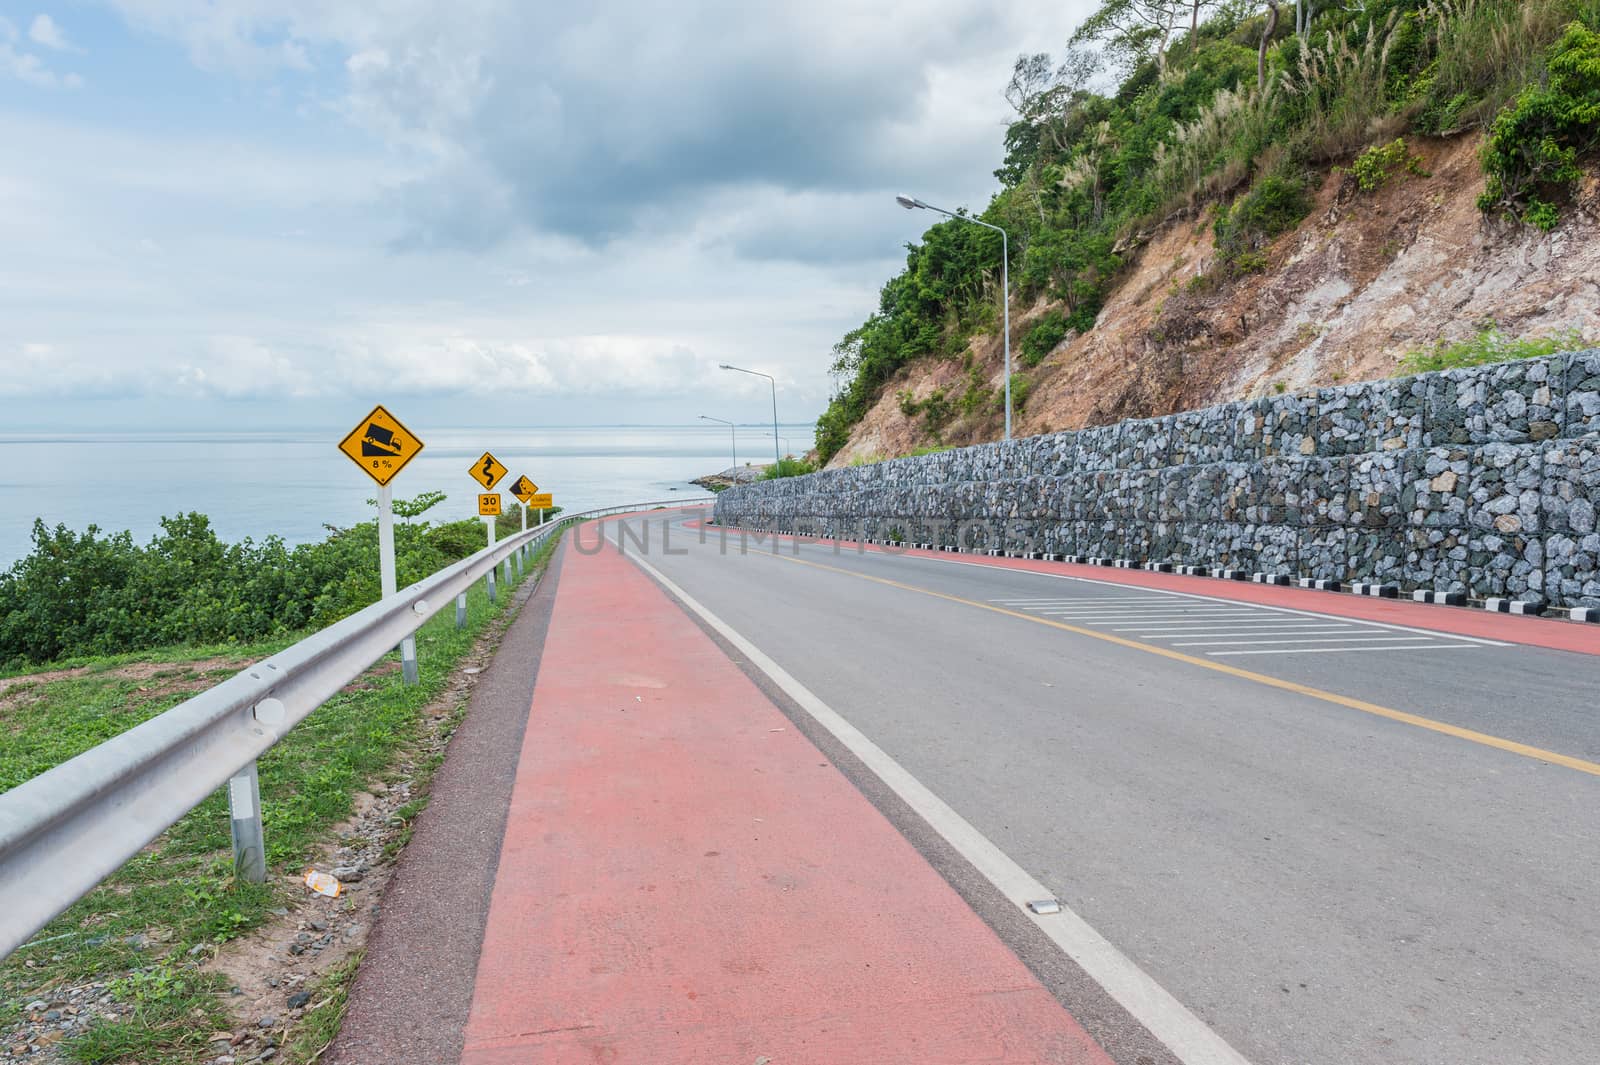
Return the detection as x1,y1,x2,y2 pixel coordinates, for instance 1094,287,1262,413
0,424,813,567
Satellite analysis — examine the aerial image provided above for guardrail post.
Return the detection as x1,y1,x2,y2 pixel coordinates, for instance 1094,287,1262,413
400,636,419,685
228,761,267,884
456,592,467,629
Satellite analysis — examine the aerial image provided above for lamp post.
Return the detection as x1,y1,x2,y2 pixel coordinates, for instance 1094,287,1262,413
719,363,781,466
769,432,792,458
698,415,737,483
896,194,1012,441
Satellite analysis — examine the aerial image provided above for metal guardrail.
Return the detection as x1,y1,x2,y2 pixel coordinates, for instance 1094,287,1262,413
0,498,712,959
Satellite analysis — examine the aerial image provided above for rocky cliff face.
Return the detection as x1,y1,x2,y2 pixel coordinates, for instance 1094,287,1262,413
828,136,1600,468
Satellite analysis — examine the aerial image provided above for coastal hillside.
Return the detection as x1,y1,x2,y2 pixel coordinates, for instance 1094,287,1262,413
818,0,1600,467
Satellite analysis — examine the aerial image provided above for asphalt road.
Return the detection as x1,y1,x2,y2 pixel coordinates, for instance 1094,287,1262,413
601,509,1600,1065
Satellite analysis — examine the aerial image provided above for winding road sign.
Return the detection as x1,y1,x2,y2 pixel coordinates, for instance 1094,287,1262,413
470,452,508,490
337,405,424,486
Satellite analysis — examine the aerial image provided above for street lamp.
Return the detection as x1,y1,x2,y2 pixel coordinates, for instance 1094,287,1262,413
719,363,782,466
698,414,737,482
896,194,1012,440
768,432,792,458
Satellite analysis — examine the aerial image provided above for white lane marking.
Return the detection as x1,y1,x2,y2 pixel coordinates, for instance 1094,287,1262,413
1209,644,1474,657
992,598,1178,606
1039,608,1254,617
617,528,1255,1065
1116,621,1350,632
1126,626,1363,633
902,554,1510,647
1174,636,1453,647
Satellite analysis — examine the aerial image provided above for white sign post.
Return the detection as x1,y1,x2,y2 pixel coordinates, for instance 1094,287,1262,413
485,514,497,602
379,484,419,685
337,404,424,687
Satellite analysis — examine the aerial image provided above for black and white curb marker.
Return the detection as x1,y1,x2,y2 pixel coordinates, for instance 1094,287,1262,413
1298,578,1342,592
1412,589,1467,606
1252,573,1292,586
1571,606,1600,623
1485,598,1546,616
1352,582,1399,598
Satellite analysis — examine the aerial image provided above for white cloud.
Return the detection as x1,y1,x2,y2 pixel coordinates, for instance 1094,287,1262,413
0,14,84,86
103,0,1096,245
5,0,1102,419
28,14,75,51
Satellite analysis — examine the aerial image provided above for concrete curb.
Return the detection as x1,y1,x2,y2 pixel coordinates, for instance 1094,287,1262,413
1412,589,1467,606
1486,598,1546,616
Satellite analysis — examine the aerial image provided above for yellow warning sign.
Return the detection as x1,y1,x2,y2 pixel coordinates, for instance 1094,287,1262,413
478,494,502,516
469,452,507,490
509,475,538,504
529,492,553,509
337,405,424,487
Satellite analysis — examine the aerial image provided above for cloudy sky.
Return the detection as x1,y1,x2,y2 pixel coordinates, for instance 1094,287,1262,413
1,1,1096,430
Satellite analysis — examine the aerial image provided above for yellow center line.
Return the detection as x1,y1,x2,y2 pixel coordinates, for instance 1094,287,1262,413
761,549,1600,780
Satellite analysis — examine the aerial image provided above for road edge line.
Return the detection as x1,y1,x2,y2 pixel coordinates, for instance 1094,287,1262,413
616,532,1255,1065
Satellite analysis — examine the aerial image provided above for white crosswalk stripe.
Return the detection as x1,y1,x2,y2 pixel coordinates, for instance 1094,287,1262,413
989,584,1498,657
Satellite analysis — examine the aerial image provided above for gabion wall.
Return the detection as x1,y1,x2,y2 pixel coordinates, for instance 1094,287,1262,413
715,350,1600,608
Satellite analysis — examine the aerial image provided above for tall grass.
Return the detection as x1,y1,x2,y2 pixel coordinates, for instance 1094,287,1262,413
1416,0,1589,133
1282,11,1404,162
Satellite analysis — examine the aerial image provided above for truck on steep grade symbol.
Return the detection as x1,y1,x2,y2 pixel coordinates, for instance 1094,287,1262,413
361,424,403,457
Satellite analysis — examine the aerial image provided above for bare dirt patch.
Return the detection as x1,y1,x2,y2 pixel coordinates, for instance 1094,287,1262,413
0,657,250,722
827,133,1600,465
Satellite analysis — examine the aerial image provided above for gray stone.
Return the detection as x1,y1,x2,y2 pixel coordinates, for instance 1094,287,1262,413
715,348,1600,607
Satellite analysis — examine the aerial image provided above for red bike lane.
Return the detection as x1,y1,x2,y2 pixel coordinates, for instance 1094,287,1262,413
458,525,1115,1064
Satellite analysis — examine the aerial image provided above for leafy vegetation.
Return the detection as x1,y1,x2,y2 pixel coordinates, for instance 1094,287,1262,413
1478,20,1600,228
1021,309,1072,366
1398,322,1586,372
813,0,1600,463
1212,172,1313,268
0,528,555,1063
1344,137,1431,189
761,456,819,479
0,494,516,669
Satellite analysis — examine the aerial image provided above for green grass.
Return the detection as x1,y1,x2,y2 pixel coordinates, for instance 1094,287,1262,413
1397,323,1585,374
0,531,561,1064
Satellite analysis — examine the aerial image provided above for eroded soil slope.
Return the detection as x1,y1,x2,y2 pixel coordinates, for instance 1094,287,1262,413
830,135,1600,467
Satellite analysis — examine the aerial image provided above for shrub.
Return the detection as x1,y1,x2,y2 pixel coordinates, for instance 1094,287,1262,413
1009,373,1034,413
0,495,496,669
761,457,819,479
1214,173,1312,267
895,387,955,437
1021,309,1071,366
1479,20,1600,229
1344,138,1431,190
